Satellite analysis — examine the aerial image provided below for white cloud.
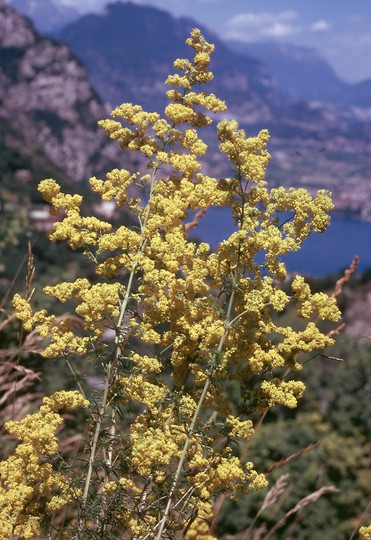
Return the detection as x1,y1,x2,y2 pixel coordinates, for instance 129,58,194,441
310,19,330,32
58,0,105,10
263,21,297,38
225,10,301,42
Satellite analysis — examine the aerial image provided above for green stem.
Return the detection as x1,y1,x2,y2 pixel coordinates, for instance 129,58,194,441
65,357,86,398
114,167,157,357
81,168,157,506
155,283,237,539
82,361,112,502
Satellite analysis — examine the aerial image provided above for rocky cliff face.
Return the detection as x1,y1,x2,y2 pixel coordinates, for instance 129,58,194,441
0,0,120,185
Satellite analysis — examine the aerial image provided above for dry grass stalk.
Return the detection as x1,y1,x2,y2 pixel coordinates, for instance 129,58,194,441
331,255,359,299
0,361,41,424
260,474,290,513
251,524,267,540
349,500,371,540
265,440,321,475
184,206,209,233
286,485,339,517
239,475,291,539
0,310,17,332
327,322,346,339
0,242,35,311
263,485,339,539
0,329,46,361
25,241,35,299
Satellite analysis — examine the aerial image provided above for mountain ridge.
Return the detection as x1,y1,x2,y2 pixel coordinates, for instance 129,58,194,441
226,40,371,108
56,1,282,122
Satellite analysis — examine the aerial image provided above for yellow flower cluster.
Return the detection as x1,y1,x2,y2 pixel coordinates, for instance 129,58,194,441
130,422,181,477
292,275,341,320
10,28,342,537
90,168,141,207
218,120,270,181
0,391,88,539
187,437,267,501
184,501,216,540
258,379,306,409
360,526,371,540
39,179,112,249
13,293,55,338
118,373,168,411
226,415,254,440
13,293,90,357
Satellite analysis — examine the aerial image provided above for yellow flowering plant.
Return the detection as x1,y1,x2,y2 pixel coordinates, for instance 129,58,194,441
0,391,88,540
4,29,343,539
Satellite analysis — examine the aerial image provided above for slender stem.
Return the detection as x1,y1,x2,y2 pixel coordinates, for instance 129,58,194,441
65,357,86,398
81,169,157,506
349,500,371,540
155,284,237,539
82,361,112,502
228,308,249,328
106,407,116,468
114,167,157,355
155,377,213,539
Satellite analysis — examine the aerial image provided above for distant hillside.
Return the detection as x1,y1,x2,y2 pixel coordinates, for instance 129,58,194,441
56,1,284,127
226,40,349,103
344,79,371,108
55,2,371,135
227,40,371,109
3,0,371,220
0,1,136,286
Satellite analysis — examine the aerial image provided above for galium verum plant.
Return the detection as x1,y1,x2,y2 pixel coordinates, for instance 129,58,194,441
6,29,342,539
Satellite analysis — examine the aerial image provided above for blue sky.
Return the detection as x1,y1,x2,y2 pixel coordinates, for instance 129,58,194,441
56,0,371,83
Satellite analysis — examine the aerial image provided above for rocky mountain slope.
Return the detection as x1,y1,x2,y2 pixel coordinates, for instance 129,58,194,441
0,0,120,189
55,2,371,127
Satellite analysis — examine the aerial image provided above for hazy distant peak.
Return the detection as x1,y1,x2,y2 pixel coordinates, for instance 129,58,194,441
226,39,348,103
7,0,80,33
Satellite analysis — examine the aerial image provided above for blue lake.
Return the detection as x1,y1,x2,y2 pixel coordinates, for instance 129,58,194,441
188,207,371,276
